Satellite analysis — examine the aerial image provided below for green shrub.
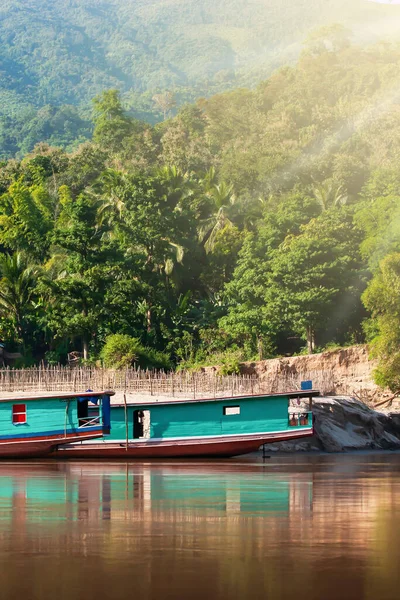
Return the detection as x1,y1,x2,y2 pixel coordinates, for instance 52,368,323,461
101,334,142,369
220,357,241,375
373,353,400,393
101,334,171,370
45,350,62,366
178,346,246,374
140,347,172,370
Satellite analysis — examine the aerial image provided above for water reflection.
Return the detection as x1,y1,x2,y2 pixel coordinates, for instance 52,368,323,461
0,462,313,525
0,455,399,600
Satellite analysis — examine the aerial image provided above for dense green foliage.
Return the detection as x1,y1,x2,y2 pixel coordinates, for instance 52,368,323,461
2,0,400,156
363,254,400,393
1,33,400,380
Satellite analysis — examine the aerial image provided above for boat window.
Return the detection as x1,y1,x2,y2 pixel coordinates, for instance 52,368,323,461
77,398,89,427
223,406,240,416
12,404,27,424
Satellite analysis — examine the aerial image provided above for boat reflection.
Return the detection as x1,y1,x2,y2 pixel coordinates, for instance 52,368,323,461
0,462,313,526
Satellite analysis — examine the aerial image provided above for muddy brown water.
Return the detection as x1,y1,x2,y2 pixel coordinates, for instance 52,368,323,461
0,453,399,600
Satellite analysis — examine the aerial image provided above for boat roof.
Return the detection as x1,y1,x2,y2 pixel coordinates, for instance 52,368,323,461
111,389,319,408
0,390,115,403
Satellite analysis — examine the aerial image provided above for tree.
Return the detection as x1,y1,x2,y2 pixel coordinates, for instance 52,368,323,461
92,90,133,152
264,209,364,353
355,171,400,271
159,106,212,173
152,92,176,121
61,142,109,196
362,253,400,393
202,225,245,293
0,178,51,258
0,252,39,347
198,180,236,253
42,190,112,359
221,191,320,356
312,179,348,212
95,168,129,228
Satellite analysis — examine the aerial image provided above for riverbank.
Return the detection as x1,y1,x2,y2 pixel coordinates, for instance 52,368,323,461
265,396,400,453
240,345,383,401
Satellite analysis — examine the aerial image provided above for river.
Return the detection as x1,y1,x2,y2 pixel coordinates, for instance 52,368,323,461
0,453,399,599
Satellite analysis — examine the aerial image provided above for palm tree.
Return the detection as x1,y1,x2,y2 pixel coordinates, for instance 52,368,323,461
156,165,185,188
0,252,38,345
201,166,218,190
156,165,198,211
233,195,266,231
312,179,348,211
96,168,129,227
198,180,236,253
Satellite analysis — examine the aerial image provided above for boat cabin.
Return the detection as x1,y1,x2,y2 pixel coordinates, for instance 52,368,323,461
0,390,114,458
106,391,317,443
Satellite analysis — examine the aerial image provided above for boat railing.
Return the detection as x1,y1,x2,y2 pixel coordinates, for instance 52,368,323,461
78,416,101,428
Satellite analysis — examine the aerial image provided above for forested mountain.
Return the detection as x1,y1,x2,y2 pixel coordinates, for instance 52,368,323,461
2,0,400,156
0,30,400,388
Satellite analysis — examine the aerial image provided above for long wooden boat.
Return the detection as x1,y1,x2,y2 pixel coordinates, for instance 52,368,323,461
56,390,318,459
0,390,114,458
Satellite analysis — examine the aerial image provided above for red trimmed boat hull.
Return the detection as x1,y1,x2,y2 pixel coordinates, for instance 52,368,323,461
57,428,313,459
0,429,104,458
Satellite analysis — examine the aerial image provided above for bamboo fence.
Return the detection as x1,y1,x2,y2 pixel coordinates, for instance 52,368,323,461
0,366,260,397
0,364,351,398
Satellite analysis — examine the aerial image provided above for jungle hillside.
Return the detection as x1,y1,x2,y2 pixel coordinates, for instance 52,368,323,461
2,0,400,156
0,10,400,389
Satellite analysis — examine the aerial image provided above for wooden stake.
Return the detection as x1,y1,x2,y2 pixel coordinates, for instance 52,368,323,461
124,391,129,452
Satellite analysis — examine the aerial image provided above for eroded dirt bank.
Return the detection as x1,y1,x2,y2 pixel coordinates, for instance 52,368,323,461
240,345,385,401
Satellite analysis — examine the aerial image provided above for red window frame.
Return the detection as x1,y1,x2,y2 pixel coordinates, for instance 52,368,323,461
12,404,27,424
